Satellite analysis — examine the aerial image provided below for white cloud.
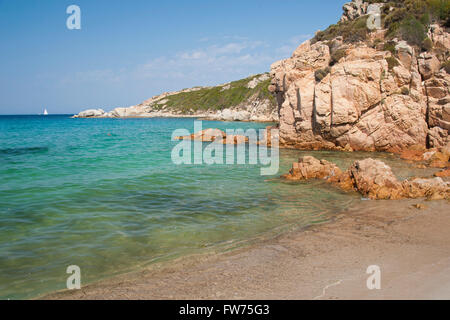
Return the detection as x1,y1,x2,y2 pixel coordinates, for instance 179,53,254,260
53,35,312,99
135,39,274,82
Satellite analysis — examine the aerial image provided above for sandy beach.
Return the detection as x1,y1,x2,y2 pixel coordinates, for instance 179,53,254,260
43,198,450,300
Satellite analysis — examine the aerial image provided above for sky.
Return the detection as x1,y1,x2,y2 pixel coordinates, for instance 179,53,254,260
0,0,347,114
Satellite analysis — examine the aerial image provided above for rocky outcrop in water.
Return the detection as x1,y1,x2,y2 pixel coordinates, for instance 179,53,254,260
283,156,450,200
76,109,107,118
436,168,450,177
400,145,450,168
175,128,249,144
269,1,450,153
174,127,276,145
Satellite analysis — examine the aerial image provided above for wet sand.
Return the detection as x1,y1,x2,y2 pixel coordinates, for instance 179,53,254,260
43,198,450,300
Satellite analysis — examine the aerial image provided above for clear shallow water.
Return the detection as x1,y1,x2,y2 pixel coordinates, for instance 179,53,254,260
0,115,435,299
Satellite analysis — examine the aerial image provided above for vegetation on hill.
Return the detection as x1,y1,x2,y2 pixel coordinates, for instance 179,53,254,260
383,0,449,46
312,0,450,50
150,74,276,113
312,15,370,44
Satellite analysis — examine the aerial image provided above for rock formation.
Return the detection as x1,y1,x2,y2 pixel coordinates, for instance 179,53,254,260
283,156,450,200
269,1,450,153
340,0,368,22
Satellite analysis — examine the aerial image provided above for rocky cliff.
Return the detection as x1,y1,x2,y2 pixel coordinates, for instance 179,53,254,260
269,0,449,152
74,74,278,122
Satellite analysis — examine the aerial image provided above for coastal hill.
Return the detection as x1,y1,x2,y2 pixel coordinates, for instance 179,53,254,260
269,0,450,152
74,73,278,122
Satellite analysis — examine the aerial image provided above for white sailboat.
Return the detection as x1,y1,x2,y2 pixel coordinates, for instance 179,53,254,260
43,108,48,115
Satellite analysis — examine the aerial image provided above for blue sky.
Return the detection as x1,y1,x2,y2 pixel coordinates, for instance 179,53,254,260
0,0,346,114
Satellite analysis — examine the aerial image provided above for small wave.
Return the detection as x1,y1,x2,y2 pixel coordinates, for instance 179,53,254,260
0,146,49,156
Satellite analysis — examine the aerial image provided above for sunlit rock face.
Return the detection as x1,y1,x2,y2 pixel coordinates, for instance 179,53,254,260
269,4,450,153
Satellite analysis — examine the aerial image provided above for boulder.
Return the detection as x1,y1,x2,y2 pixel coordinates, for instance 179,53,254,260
349,159,404,200
395,41,414,69
76,109,106,118
282,156,344,181
429,24,450,54
428,127,450,149
418,53,441,80
402,177,450,200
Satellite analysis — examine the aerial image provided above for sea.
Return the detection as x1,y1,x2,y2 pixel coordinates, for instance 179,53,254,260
0,115,434,299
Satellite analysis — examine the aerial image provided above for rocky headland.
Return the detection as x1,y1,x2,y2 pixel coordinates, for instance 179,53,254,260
268,0,449,153
73,73,278,122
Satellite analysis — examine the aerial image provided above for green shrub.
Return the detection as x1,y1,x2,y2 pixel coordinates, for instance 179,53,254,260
384,7,408,27
314,0,449,51
382,3,394,15
443,60,450,73
383,41,397,54
315,67,331,82
399,16,427,47
371,38,383,48
313,16,369,44
383,0,449,47
426,0,450,21
401,87,410,95
387,56,400,70
330,49,346,66
422,37,433,51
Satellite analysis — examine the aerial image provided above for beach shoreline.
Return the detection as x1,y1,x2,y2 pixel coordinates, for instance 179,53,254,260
42,198,450,300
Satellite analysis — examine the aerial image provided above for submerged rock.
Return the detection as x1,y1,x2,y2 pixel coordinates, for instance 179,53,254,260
175,128,226,142
435,168,450,178
399,146,450,168
174,129,250,144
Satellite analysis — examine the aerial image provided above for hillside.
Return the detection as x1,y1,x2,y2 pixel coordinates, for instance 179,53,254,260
74,73,278,122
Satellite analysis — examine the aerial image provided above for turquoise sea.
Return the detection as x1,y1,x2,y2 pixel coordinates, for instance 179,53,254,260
0,115,433,299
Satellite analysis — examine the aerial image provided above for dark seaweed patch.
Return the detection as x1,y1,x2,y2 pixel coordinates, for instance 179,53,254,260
0,146,49,156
